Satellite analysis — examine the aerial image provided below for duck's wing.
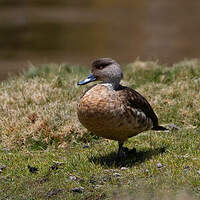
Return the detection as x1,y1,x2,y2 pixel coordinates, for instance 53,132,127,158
117,85,166,130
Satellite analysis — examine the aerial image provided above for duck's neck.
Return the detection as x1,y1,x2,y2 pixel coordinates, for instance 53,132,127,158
101,79,120,90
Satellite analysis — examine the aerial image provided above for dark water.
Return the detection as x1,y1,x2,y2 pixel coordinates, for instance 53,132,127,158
0,0,200,80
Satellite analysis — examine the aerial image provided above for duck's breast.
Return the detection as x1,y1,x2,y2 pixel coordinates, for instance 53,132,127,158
78,84,122,123
77,84,153,141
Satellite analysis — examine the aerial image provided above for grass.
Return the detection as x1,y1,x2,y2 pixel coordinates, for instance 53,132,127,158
0,59,200,199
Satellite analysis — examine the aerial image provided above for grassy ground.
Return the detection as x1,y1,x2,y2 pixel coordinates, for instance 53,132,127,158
0,60,199,200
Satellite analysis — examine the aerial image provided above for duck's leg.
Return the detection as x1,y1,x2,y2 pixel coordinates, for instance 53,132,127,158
117,141,125,158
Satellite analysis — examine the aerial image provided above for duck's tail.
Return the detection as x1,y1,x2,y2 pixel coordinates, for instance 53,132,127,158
152,126,168,131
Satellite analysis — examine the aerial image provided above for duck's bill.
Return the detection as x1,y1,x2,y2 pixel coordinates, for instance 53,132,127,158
77,73,96,85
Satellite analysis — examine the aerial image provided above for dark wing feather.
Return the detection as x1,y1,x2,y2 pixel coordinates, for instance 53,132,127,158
117,85,159,127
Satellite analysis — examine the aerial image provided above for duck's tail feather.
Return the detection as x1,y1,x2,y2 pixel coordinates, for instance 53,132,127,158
152,126,168,131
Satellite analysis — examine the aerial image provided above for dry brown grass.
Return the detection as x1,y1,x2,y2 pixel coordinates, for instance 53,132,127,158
0,64,88,150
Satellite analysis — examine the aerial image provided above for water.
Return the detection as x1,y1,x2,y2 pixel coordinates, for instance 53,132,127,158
0,0,200,80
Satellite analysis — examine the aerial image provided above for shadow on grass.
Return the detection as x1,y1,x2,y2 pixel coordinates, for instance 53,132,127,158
89,147,166,168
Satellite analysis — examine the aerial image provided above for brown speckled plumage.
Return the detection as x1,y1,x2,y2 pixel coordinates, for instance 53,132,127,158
77,58,167,157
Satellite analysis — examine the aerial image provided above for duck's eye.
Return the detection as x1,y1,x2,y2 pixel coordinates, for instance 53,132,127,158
98,66,104,70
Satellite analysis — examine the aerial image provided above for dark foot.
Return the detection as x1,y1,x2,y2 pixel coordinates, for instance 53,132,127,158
122,147,129,153
116,147,130,160
117,142,137,161
117,141,126,160
116,147,137,161
116,150,127,160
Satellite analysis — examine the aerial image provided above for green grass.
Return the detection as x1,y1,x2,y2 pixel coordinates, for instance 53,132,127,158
0,60,200,199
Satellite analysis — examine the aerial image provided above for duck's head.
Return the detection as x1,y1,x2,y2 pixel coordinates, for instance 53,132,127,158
78,58,123,89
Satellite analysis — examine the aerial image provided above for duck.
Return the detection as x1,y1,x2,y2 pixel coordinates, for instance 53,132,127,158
77,58,167,158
